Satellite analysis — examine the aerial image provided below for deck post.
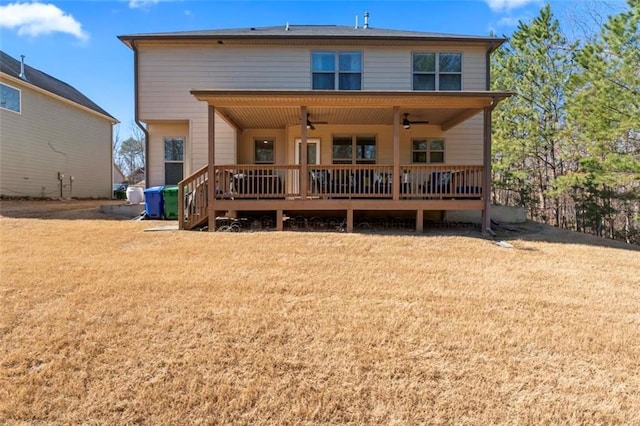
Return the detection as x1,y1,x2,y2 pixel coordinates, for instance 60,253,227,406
346,209,353,233
482,104,493,234
300,106,308,200
178,183,184,230
207,105,216,232
416,209,423,233
392,106,400,201
276,210,284,231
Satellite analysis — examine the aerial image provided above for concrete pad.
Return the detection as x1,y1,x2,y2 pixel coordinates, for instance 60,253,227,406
446,205,526,224
100,203,145,218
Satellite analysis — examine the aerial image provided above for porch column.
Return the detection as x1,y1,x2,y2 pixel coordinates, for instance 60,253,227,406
300,106,308,200
482,105,492,234
392,106,400,201
207,105,216,232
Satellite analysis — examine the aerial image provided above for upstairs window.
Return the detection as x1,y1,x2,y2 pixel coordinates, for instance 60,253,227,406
412,139,445,163
413,52,462,91
0,83,21,113
312,51,362,90
254,138,274,164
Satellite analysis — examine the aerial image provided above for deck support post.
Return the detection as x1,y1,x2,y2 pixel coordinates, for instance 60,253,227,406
416,209,423,233
346,209,353,233
482,102,495,234
207,105,216,232
392,106,400,201
300,106,308,200
276,210,284,231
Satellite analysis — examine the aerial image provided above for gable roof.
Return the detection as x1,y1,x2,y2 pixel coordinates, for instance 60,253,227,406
0,50,116,121
119,24,505,46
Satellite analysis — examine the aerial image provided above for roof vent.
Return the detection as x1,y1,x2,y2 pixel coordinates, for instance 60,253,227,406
363,12,369,29
285,22,290,31
250,27,256,31
19,55,27,80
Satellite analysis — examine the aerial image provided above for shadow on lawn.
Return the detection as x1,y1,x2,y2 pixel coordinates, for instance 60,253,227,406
487,221,640,252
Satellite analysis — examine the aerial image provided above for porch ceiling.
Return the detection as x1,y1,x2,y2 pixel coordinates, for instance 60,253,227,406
190,90,512,131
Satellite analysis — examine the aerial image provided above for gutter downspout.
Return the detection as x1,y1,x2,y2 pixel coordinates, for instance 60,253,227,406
131,40,150,188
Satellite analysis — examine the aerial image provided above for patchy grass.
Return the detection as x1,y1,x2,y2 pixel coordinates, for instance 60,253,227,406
1,200,639,424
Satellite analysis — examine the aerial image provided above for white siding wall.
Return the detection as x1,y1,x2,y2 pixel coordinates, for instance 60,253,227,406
0,78,112,198
137,42,488,181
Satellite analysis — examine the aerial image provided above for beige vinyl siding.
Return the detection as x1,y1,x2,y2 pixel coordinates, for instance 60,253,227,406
460,46,486,91
136,42,488,178
283,119,483,166
146,122,188,187
362,47,410,90
137,43,488,108
443,114,484,164
0,78,112,198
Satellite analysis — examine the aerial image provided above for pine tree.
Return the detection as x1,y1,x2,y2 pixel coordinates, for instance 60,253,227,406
564,0,640,241
492,5,576,225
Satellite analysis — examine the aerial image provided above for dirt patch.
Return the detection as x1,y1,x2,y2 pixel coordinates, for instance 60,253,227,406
0,199,129,220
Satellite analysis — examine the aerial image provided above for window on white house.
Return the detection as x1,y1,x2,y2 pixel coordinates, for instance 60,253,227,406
164,137,184,185
412,139,445,163
0,83,21,113
254,138,274,164
413,52,462,91
332,135,376,164
312,51,362,90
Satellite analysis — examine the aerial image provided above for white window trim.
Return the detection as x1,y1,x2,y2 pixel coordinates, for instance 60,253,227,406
0,82,21,114
411,52,463,91
311,50,363,90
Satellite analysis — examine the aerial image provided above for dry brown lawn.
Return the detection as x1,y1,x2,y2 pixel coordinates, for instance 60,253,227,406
1,200,639,424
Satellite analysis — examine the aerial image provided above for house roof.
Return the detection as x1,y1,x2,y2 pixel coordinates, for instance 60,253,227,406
118,25,505,46
0,50,116,121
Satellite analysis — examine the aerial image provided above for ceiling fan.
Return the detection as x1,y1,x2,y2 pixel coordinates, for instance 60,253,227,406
306,114,328,130
402,113,429,129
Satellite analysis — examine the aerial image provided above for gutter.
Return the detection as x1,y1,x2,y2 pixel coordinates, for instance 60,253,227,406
131,40,150,188
118,34,508,45
485,39,504,91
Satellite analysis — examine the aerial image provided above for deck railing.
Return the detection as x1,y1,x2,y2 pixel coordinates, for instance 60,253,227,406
210,164,483,200
399,165,484,199
179,164,483,229
213,165,301,199
179,165,208,230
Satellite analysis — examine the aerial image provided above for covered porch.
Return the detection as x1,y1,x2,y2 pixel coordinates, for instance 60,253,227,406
179,90,509,232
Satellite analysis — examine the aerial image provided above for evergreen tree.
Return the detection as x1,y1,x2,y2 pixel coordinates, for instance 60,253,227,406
564,0,640,241
491,5,576,225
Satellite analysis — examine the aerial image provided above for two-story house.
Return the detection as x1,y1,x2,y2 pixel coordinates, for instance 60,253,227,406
118,20,509,232
0,51,117,199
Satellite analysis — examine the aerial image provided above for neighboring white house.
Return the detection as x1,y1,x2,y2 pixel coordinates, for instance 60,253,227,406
119,18,510,232
0,51,117,198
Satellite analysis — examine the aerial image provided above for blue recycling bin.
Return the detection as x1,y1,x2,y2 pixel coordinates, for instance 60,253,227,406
144,186,164,219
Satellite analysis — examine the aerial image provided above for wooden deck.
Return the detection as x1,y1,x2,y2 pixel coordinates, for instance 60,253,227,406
179,164,484,231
